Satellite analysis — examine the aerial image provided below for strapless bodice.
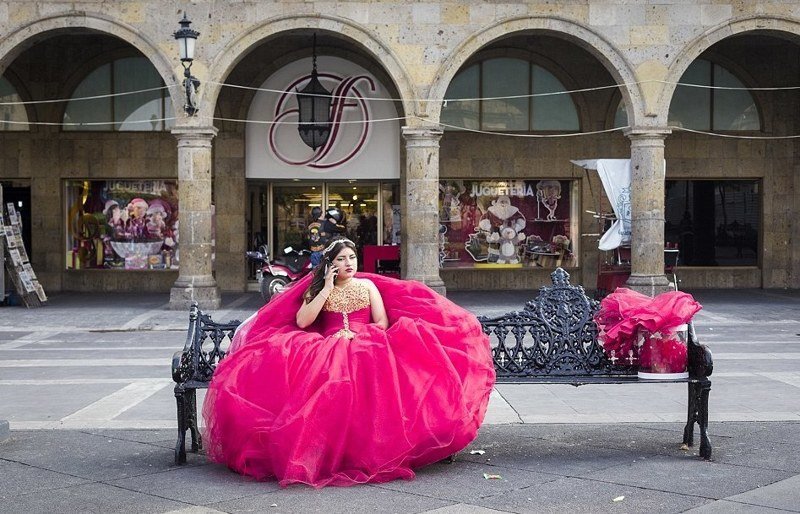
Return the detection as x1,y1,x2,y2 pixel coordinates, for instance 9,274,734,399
320,280,371,338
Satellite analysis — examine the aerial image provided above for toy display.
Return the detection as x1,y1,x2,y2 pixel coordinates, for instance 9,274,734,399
65,180,179,270
439,179,575,268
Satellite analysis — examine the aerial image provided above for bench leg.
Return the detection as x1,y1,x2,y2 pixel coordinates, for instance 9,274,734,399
187,389,202,452
698,380,712,460
682,382,698,449
174,389,187,465
682,380,712,460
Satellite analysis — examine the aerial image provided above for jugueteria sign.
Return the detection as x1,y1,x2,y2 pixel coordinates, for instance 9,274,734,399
470,181,536,197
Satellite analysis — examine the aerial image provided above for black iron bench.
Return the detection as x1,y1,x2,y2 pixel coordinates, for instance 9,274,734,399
172,268,713,464
479,268,713,459
171,303,239,464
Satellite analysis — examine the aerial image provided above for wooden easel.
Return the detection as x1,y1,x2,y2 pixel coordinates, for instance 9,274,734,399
2,202,46,307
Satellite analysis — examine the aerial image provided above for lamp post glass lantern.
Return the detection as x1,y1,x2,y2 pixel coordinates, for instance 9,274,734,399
296,35,333,150
173,13,200,116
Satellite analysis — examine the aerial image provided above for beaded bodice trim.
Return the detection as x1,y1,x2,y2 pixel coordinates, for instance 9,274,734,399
323,281,370,314
323,281,371,340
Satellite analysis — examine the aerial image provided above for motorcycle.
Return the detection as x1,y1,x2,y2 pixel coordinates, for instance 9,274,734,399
246,244,313,302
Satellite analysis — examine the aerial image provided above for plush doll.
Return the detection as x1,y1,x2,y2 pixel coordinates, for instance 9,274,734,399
478,195,526,235
477,195,527,264
126,198,149,241
145,204,167,240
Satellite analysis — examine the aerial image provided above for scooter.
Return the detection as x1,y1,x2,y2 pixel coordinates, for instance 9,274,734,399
246,244,313,302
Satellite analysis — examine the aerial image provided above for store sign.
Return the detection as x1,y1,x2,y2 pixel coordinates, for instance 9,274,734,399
247,57,400,179
470,180,536,197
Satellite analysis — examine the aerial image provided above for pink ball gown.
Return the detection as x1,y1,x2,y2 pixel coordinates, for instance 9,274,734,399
202,273,496,488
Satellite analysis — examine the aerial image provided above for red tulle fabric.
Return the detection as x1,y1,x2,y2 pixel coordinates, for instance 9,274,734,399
202,273,496,488
594,287,702,361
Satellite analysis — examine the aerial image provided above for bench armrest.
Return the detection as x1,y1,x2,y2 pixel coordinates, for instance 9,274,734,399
687,322,713,378
172,350,185,383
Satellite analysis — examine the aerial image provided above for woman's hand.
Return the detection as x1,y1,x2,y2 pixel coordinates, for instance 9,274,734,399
322,264,338,293
296,264,337,329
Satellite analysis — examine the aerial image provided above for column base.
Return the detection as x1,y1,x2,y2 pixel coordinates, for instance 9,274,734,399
424,278,447,296
405,275,447,296
169,276,221,310
625,274,671,297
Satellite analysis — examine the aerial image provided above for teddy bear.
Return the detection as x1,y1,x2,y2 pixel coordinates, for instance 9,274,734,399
487,225,526,264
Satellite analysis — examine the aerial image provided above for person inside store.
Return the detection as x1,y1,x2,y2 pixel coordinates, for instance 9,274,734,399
319,206,346,243
203,237,496,488
306,206,325,267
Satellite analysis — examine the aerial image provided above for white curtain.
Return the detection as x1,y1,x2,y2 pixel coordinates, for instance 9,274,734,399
572,159,631,251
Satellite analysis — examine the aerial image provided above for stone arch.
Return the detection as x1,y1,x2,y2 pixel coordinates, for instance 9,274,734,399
0,12,182,121
206,14,416,121
658,16,800,123
428,16,642,127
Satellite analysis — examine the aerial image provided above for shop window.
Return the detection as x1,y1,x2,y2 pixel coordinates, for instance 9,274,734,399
532,65,579,131
0,76,29,131
248,181,400,279
64,179,179,270
665,180,759,266
328,183,379,248
63,57,172,131
439,179,578,269
381,182,401,245
482,58,529,131
272,184,323,256
442,59,579,132
615,59,760,131
440,65,479,130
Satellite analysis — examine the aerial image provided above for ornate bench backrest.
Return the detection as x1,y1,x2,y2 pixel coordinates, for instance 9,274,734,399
175,303,241,385
479,268,634,378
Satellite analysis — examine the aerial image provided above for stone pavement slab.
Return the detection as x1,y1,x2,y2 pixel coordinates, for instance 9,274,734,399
470,475,707,514
720,475,800,512
5,482,188,514
2,423,799,513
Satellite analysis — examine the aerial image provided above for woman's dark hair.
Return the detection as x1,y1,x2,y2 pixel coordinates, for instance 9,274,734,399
303,238,357,303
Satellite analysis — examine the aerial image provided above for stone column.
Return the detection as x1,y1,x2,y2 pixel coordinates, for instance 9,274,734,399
401,126,446,294
169,125,221,310
625,129,672,296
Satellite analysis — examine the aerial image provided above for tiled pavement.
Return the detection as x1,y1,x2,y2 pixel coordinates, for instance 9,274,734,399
1,286,799,512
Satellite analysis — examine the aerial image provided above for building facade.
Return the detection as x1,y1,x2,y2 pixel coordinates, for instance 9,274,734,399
0,1,798,308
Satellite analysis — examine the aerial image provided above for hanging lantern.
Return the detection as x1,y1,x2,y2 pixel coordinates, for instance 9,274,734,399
296,35,332,150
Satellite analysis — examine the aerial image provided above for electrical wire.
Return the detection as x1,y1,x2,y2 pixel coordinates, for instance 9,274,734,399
6,114,800,140
669,126,800,139
432,120,629,138
0,117,178,127
3,76,800,108
206,78,800,104
212,114,410,125
0,85,175,106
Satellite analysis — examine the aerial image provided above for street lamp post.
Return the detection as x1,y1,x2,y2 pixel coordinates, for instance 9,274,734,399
173,13,200,116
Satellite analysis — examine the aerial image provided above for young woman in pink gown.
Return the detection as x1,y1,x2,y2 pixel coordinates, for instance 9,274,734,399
203,238,496,488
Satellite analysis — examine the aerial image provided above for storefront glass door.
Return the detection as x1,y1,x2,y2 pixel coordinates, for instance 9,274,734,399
246,181,398,281
272,183,323,255
327,183,379,249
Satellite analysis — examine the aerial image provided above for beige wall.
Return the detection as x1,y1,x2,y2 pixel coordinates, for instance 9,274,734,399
0,1,798,292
